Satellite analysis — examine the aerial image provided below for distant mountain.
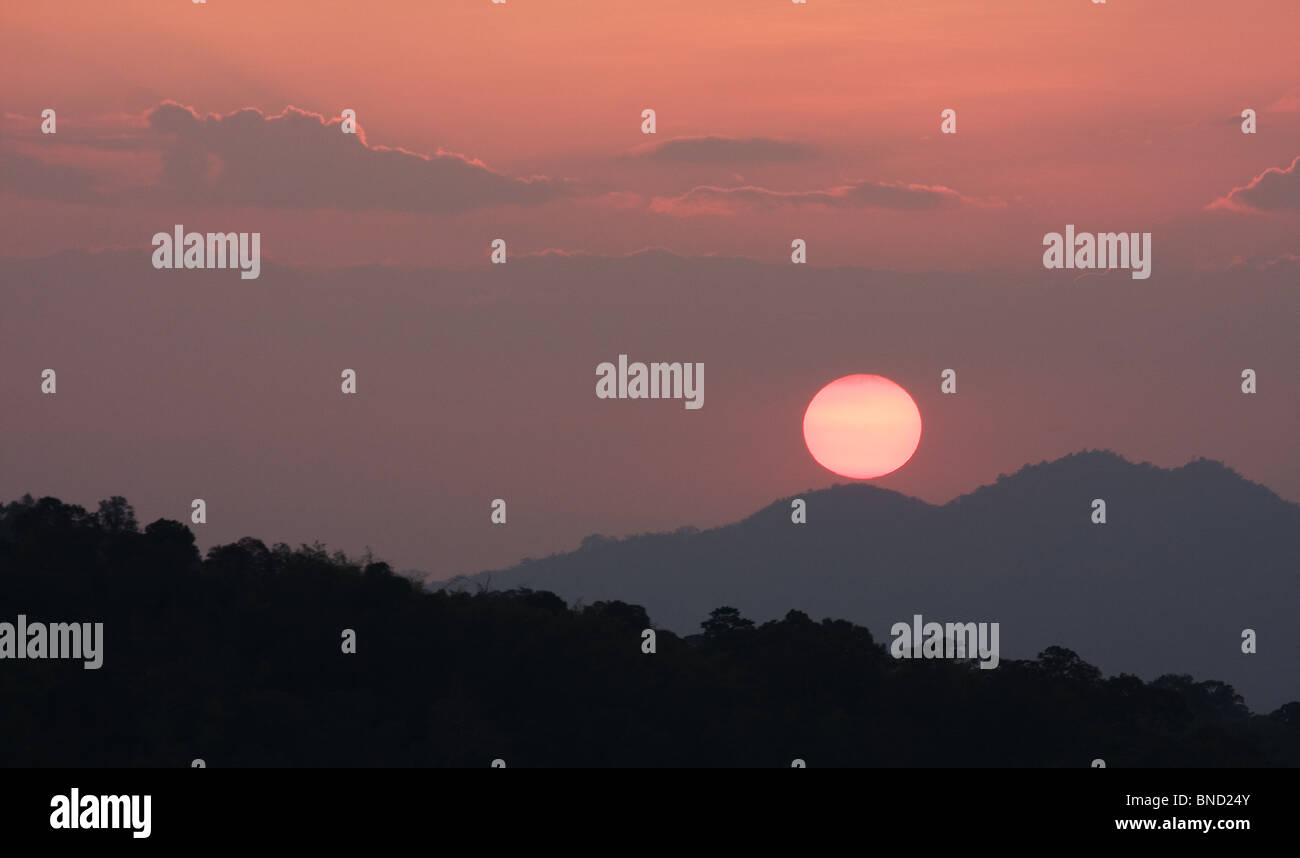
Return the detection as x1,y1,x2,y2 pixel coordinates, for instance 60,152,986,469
441,451,1300,710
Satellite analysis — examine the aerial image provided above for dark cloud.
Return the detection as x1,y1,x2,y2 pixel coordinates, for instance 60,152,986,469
638,135,817,163
651,180,972,214
1210,155,1300,212
1,112,160,152
146,102,573,213
0,150,104,202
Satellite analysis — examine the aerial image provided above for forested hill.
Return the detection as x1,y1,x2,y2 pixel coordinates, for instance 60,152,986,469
1,494,1296,767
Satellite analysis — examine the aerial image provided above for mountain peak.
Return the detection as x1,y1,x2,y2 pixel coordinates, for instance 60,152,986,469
442,450,1298,710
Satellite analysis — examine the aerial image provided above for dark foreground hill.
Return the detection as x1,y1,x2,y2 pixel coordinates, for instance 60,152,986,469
447,451,1300,711
0,493,1297,767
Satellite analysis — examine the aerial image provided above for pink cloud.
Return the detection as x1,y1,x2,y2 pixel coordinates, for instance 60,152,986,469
141,101,575,213
1208,156,1300,212
650,180,978,216
634,135,817,163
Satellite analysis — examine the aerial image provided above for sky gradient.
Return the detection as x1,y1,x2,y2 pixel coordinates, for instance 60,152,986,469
2,0,1297,575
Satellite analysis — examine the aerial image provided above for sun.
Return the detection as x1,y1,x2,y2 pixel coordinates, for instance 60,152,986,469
802,374,922,479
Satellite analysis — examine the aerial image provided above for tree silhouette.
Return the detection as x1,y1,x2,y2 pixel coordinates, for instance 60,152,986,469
702,606,755,638
0,494,1295,767
96,496,138,533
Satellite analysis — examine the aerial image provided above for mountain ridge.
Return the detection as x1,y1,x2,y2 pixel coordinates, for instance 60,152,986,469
437,450,1300,710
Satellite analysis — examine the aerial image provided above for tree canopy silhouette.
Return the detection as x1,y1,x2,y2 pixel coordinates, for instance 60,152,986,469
0,494,1295,767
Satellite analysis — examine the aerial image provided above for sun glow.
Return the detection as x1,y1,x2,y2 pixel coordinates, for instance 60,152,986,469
802,374,922,479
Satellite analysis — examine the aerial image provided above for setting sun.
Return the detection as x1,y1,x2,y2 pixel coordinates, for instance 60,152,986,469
802,374,922,479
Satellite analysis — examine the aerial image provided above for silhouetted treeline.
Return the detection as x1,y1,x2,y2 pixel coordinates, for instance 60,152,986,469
1,495,1296,767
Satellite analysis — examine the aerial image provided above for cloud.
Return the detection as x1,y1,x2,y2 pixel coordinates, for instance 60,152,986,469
636,135,817,163
3,111,158,151
145,101,573,213
1215,252,1300,272
0,150,104,202
511,246,686,261
1208,156,1300,212
650,180,975,215
1267,90,1300,113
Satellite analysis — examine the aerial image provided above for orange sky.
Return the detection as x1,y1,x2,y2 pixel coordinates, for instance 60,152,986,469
2,1,1298,575
4,0,1298,268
